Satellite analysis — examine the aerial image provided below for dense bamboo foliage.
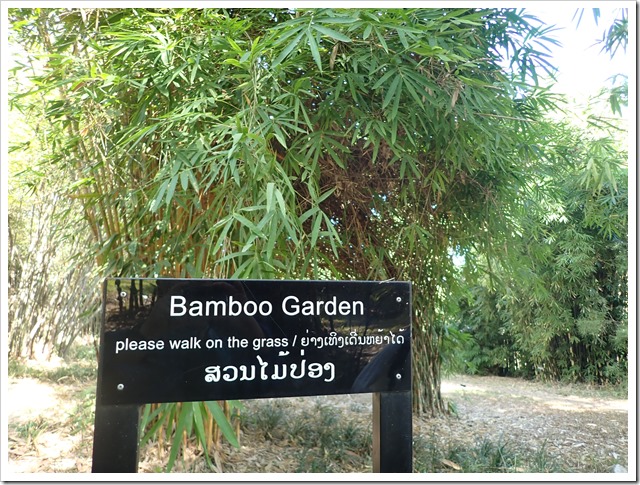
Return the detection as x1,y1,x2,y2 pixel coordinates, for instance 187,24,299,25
452,14,629,384
9,7,563,415
8,69,101,358
456,121,628,383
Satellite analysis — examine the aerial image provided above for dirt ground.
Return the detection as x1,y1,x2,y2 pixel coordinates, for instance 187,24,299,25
5,373,630,475
423,376,629,472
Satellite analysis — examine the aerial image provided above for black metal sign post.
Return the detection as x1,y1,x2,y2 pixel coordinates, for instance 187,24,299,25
373,391,413,473
92,404,140,472
92,278,412,473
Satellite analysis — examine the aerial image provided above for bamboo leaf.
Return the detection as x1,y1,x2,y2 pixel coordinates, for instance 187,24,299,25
274,187,287,215
310,214,323,249
372,68,396,90
211,217,234,252
179,170,189,191
306,31,323,72
374,27,389,52
272,30,305,68
233,213,259,233
166,402,193,472
265,213,279,257
318,186,336,203
383,75,401,109
266,182,275,213
165,175,179,207
363,24,372,40
139,404,170,446
312,24,352,43
191,403,213,468
150,179,169,212
323,213,340,257
300,205,319,223
397,28,409,49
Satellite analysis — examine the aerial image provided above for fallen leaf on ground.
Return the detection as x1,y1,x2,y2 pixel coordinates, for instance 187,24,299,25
441,458,462,470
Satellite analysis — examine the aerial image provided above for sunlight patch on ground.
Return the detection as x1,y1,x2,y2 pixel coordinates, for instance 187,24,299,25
7,378,57,423
543,397,628,413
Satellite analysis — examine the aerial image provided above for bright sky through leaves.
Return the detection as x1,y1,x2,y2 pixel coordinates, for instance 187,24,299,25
525,6,628,102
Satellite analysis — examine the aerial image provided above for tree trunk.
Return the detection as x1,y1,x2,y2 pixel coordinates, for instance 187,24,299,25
412,317,446,416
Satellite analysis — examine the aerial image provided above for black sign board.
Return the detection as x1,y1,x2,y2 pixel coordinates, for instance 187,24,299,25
97,278,411,405
93,278,413,473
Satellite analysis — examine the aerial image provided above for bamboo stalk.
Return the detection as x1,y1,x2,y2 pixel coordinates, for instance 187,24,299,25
205,406,213,453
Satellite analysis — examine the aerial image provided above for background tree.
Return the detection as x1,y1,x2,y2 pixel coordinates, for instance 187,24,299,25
453,8,628,385
8,35,102,359
456,116,627,382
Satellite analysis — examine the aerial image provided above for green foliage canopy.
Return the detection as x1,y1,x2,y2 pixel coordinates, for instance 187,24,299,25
453,31,628,384
10,7,563,416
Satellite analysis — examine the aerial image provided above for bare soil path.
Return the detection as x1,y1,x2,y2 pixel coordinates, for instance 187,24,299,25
426,376,629,472
5,373,629,474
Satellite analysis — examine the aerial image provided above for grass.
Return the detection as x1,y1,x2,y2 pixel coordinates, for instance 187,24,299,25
66,387,96,435
243,400,288,441
543,377,629,400
241,400,582,473
290,404,372,472
241,400,372,472
14,416,53,444
413,434,568,473
8,341,98,383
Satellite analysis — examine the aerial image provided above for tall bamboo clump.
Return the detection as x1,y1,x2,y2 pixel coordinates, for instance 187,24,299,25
8,43,102,359
9,9,242,469
7,186,102,359
10,7,566,467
